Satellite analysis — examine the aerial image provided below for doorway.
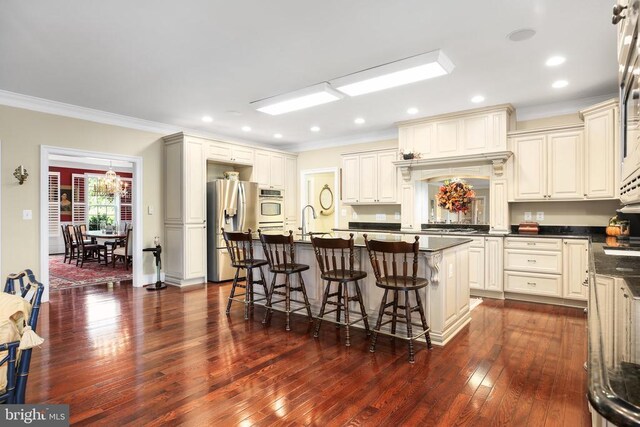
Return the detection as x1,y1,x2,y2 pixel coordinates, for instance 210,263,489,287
300,168,340,234
40,146,143,302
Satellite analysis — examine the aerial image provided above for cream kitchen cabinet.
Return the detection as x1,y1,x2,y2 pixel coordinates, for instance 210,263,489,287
163,133,207,286
207,141,254,165
468,246,486,291
341,149,398,204
504,237,563,297
510,126,584,201
254,150,285,189
562,239,589,301
581,99,619,199
484,237,504,292
284,155,298,224
595,275,616,367
397,104,514,159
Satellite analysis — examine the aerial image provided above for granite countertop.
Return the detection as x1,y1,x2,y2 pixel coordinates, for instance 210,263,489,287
291,232,472,253
591,242,640,298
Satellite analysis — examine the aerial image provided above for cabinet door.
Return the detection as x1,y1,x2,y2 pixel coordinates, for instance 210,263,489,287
232,146,254,165
341,155,360,203
284,156,297,221
377,150,398,203
485,237,503,291
253,151,271,188
512,135,547,200
462,115,490,153
399,124,433,158
457,247,470,316
435,119,460,155
400,184,415,230
269,153,285,189
595,275,615,367
562,239,589,300
184,224,206,280
207,141,233,163
548,131,583,199
489,179,509,233
468,246,485,290
584,108,616,199
184,139,205,223
358,153,378,203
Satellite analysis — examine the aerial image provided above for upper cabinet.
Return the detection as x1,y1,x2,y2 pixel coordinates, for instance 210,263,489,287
398,104,514,159
253,150,285,189
284,155,298,223
207,141,254,165
341,149,398,205
581,100,619,199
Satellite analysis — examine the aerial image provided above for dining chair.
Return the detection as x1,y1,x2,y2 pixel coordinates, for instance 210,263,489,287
113,228,133,269
73,226,106,267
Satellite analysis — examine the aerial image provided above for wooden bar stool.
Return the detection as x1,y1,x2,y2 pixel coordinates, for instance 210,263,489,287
363,234,432,363
259,230,313,331
222,228,269,320
311,233,370,346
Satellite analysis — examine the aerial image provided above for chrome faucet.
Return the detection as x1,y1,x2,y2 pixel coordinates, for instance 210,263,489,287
300,204,317,236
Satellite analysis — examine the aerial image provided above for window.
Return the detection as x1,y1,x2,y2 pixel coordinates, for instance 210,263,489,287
86,175,118,231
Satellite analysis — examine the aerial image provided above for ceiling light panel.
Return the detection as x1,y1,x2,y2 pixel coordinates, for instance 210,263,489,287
251,82,344,115
545,56,566,66
331,50,455,97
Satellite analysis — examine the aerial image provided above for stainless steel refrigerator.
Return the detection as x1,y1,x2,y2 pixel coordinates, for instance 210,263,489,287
207,180,259,282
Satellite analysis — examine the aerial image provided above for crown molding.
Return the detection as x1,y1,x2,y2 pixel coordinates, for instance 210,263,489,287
284,127,398,152
516,93,617,121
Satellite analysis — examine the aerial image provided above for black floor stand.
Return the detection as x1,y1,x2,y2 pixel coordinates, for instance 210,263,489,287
143,245,167,291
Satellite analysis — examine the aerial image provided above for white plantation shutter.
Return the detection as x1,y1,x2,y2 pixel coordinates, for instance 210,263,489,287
48,172,60,237
120,177,133,223
72,174,86,224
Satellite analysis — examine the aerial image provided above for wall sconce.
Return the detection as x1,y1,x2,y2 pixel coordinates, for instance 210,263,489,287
13,165,28,185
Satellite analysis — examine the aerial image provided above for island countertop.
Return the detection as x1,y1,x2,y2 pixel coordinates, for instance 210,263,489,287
258,231,472,253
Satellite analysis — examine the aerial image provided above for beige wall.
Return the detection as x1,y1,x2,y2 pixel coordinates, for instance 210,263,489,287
297,138,399,228
303,172,335,232
0,105,165,284
509,200,620,226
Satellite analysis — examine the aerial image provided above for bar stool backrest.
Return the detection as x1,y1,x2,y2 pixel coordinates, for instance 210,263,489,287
364,234,420,287
259,230,296,268
311,234,356,277
221,228,255,266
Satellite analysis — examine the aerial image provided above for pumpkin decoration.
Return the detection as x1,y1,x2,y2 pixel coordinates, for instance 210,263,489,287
606,215,621,237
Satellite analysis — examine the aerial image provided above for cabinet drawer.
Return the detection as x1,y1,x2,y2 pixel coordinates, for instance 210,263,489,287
504,271,562,297
504,237,562,251
469,237,485,248
504,249,562,274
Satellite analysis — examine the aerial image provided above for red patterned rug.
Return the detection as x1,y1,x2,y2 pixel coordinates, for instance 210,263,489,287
49,255,132,290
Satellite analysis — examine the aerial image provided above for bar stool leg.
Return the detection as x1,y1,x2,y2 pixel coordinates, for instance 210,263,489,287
314,280,331,338
370,289,389,353
263,273,278,325
244,268,251,320
285,274,291,331
414,289,432,349
353,281,370,335
258,267,269,298
335,282,343,328
391,290,399,336
343,282,351,347
405,290,415,363
298,273,313,321
226,268,240,315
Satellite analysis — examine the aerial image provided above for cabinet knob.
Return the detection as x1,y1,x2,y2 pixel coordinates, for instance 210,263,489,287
527,282,537,286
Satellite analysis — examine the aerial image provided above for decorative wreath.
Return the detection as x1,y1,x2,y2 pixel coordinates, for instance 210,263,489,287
436,180,476,213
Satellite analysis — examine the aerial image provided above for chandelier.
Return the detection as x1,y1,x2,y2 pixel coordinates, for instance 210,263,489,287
92,167,129,200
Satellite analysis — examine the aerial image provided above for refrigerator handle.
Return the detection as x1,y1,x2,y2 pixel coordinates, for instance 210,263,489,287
239,184,246,231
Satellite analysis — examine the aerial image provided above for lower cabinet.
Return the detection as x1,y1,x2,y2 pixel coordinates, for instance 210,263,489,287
164,223,206,285
563,239,589,300
484,237,504,292
504,270,562,297
468,246,485,291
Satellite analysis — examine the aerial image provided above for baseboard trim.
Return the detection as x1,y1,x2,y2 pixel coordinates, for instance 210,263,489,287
503,292,587,309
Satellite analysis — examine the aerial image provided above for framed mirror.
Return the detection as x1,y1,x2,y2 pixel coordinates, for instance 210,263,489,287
319,184,334,211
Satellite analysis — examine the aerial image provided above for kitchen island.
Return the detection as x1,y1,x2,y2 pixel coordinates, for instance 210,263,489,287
253,232,472,346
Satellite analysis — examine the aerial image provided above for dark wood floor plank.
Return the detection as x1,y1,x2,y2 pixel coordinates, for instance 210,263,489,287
25,283,590,426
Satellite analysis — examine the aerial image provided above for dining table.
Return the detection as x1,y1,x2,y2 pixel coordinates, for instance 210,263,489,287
85,230,127,240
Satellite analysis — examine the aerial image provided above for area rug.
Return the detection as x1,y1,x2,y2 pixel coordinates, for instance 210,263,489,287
49,255,132,290
470,297,483,312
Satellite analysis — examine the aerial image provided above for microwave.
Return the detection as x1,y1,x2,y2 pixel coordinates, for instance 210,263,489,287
258,188,285,224
619,0,640,209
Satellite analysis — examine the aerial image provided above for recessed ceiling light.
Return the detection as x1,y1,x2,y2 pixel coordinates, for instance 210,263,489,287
471,95,485,103
552,80,569,89
331,49,454,97
310,126,321,132
507,28,536,42
354,117,366,125
251,82,344,115
273,133,283,139
407,107,419,115
202,115,213,123
545,56,566,67
241,126,251,132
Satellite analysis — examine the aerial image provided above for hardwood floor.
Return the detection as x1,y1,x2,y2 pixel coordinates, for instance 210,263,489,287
29,282,590,426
